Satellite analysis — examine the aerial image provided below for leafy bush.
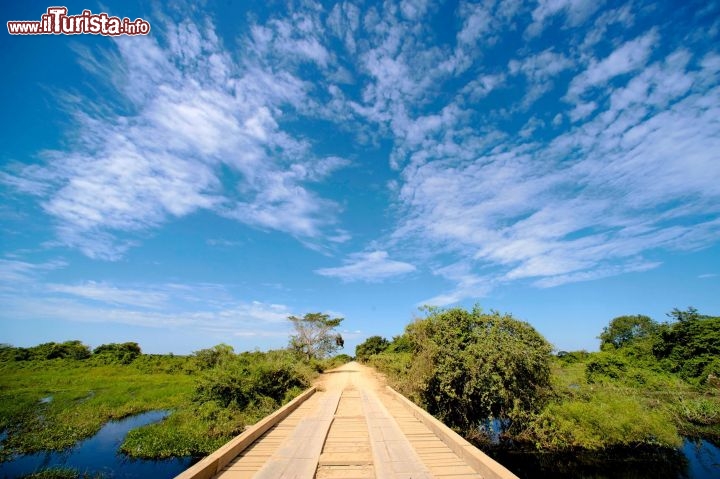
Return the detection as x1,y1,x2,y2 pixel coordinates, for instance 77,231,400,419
585,354,629,383
1,341,92,361
92,342,141,364
191,344,235,370
320,354,353,370
674,396,720,426
556,350,589,364
121,403,244,458
402,306,553,436
355,336,389,362
522,390,681,451
653,308,720,384
599,315,657,350
193,350,312,410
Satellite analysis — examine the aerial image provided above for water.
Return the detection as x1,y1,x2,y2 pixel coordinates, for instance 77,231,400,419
0,411,195,478
489,438,720,479
683,438,720,479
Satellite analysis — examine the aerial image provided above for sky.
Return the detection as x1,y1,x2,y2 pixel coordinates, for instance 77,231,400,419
1,0,719,355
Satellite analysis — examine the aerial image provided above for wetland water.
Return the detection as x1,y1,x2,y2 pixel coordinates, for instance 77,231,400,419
490,437,720,479
1,410,718,478
0,411,194,478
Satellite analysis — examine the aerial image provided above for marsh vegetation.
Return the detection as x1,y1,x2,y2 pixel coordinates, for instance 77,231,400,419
0,330,350,477
358,306,720,477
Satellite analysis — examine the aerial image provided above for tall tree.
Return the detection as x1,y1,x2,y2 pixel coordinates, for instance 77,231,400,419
288,313,344,361
599,314,657,349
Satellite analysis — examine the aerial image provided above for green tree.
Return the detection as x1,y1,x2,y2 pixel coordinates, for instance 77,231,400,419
355,335,390,361
654,307,720,382
192,344,235,369
405,306,553,436
599,314,657,350
288,313,344,361
93,342,141,363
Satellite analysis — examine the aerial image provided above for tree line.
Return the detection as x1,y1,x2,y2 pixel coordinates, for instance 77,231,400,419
355,305,720,451
0,341,142,363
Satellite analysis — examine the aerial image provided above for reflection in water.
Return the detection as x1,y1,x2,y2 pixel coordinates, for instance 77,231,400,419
683,438,720,479
487,438,720,479
0,410,195,478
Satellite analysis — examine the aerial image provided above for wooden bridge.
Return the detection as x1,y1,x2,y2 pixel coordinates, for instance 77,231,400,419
176,362,518,479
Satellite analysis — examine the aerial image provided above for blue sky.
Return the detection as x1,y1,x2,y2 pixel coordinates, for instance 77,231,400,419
1,0,719,355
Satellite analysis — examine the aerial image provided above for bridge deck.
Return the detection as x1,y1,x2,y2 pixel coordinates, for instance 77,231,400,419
178,362,517,479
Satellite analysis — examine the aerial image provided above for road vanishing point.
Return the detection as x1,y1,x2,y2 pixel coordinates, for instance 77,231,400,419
176,361,518,479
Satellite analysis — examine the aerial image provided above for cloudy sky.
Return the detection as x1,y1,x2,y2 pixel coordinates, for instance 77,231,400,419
1,0,719,354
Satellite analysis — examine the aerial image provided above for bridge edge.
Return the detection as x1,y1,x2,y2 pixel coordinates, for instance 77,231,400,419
385,385,520,479
174,386,317,479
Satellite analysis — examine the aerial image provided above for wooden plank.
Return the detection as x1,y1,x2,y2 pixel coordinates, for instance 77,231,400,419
384,386,519,479
175,387,317,479
252,391,341,479
361,389,432,479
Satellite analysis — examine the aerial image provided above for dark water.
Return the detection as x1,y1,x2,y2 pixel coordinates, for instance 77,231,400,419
0,411,194,478
489,438,720,479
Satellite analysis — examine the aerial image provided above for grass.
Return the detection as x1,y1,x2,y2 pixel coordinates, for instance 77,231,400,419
367,348,720,452
19,467,104,479
0,351,351,461
518,355,720,451
0,358,194,460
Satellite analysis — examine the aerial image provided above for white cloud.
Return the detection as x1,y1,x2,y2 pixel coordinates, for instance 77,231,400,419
567,29,658,100
527,0,602,37
462,73,506,101
46,281,169,309
509,48,573,106
420,262,493,307
569,100,598,121
392,45,720,304
4,14,347,260
315,250,416,282
0,259,66,283
1,277,295,336
1,296,294,336
533,260,661,288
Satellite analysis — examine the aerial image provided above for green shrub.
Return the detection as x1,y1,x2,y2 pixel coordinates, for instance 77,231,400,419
585,354,628,383
355,336,389,362
674,396,720,426
403,306,553,436
191,344,235,370
522,390,681,450
193,350,312,410
92,343,141,364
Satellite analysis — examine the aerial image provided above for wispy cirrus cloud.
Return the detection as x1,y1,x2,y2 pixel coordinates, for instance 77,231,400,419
526,0,602,38
2,13,348,260
315,250,416,282
3,0,719,311
2,295,294,336
566,29,659,102
1,273,295,336
46,281,169,309
397,39,720,304
0,258,67,284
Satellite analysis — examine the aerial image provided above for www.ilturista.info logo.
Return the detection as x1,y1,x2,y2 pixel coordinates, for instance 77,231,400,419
7,7,151,36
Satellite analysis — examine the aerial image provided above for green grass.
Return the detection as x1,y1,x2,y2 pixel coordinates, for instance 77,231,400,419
0,350,344,461
0,358,195,460
518,355,720,451
19,467,104,479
